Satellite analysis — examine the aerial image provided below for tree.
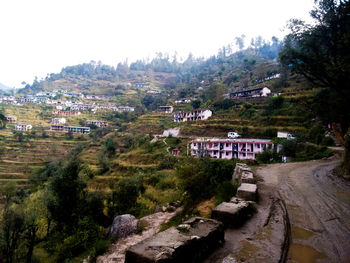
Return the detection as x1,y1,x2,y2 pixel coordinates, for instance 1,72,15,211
279,0,350,172
0,207,25,263
235,34,246,50
0,110,5,128
47,156,86,232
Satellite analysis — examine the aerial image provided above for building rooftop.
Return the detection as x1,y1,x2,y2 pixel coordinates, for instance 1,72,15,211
190,137,272,143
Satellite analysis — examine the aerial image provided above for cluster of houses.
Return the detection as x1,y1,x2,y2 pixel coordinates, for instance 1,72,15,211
0,93,134,114
5,113,109,135
5,115,33,132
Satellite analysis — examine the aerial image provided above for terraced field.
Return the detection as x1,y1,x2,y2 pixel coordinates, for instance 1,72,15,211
0,128,80,188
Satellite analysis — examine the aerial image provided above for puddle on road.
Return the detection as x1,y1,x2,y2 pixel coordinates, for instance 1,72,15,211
291,226,315,240
289,226,327,262
289,243,327,263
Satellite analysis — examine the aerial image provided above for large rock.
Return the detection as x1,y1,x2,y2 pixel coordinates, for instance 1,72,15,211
107,214,139,240
212,197,255,227
241,171,254,184
125,217,224,263
237,183,257,201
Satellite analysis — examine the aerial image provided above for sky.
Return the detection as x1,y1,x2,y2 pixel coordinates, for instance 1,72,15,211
0,0,315,88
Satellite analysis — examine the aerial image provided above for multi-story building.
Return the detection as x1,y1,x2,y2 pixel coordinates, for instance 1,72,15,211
50,125,65,132
188,138,274,160
173,109,212,122
64,126,90,134
50,125,90,134
52,110,81,116
15,123,32,132
86,120,108,127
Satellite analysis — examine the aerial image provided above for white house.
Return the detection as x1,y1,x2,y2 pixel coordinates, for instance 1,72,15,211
173,109,212,122
51,118,66,125
15,123,32,132
277,131,295,140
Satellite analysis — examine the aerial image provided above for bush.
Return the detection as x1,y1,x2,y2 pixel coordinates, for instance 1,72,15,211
177,158,236,207
256,149,281,163
89,239,111,263
215,180,238,205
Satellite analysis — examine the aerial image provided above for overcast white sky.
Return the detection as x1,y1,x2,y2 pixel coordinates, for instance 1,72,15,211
0,0,315,88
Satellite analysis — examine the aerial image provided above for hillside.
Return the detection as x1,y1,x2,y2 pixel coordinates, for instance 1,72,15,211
0,41,335,263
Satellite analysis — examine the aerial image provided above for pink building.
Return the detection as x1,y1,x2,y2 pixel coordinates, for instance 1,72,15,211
188,138,274,160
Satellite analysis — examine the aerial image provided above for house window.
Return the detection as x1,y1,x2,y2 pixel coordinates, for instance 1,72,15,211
226,143,229,147
214,151,218,155
226,152,229,156
243,153,246,157
257,144,260,149
193,143,196,146
214,143,218,147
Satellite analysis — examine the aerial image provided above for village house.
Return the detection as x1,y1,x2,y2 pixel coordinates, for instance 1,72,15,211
173,109,212,122
175,99,191,104
188,138,274,160
277,131,296,140
230,87,271,99
133,83,151,88
157,106,174,114
51,118,66,125
114,106,135,112
146,90,161,94
86,120,108,127
6,116,17,123
15,123,32,132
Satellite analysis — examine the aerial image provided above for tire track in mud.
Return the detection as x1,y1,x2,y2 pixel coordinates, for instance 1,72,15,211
256,152,350,263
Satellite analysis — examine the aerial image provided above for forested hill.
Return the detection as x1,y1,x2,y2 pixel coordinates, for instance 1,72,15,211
18,36,283,99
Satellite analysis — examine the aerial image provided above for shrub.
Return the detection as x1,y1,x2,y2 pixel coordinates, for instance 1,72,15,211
215,180,238,205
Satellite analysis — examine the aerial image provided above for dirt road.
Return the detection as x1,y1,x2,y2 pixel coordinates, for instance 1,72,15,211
256,150,350,263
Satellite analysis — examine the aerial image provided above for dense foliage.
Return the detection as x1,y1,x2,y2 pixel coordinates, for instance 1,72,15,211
279,0,350,171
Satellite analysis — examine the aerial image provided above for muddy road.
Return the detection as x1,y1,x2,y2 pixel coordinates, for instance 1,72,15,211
256,150,350,263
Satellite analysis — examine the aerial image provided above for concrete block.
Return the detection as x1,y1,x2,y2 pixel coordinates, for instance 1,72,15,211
212,198,255,227
125,217,224,263
241,171,254,184
237,183,257,201
232,163,252,180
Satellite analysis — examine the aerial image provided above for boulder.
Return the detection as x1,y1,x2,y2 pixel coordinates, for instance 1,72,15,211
212,197,255,227
237,183,257,201
241,171,254,184
107,214,139,240
125,217,224,263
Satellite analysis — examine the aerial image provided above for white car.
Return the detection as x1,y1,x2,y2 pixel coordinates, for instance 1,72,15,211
228,132,240,138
